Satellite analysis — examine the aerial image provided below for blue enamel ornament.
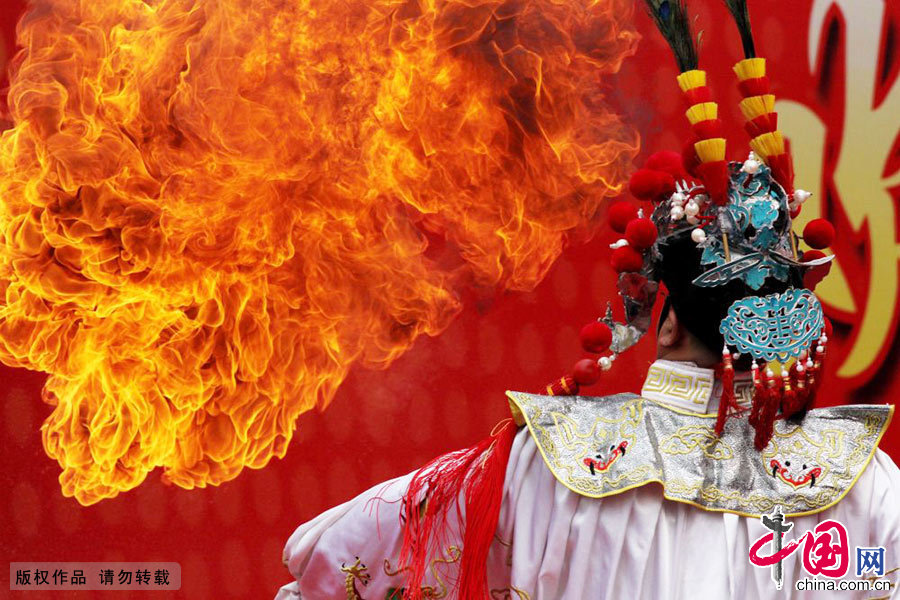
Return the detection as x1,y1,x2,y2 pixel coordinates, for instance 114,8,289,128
719,288,825,362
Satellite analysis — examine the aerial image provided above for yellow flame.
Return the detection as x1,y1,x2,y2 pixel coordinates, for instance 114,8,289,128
0,0,639,504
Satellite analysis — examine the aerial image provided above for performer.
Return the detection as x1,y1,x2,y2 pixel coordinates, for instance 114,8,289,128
277,2,900,598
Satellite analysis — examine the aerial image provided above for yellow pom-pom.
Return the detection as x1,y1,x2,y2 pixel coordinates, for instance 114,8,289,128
694,138,726,163
676,69,706,92
750,131,785,160
733,57,766,81
739,95,775,121
685,102,718,125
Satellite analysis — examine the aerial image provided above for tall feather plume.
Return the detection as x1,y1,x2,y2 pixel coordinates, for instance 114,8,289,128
642,0,698,72
722,0,756,58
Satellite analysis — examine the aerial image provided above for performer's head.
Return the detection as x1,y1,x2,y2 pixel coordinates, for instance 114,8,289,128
653,231,801,370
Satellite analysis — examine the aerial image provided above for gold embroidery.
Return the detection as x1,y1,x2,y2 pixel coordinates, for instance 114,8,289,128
383,546,462,599
643,364,714,405
660,425,734,460
341,557,371,600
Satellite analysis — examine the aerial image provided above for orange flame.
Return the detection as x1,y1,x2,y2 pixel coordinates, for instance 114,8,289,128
0,0,638,504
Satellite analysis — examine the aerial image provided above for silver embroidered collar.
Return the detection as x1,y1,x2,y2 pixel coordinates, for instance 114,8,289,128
506,390,893,517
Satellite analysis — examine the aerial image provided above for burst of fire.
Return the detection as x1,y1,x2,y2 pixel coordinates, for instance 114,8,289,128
0,0,638,505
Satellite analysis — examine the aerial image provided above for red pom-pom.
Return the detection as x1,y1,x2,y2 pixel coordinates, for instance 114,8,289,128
573,358,601,385
625,218,658,250
803,219,835,249
629,169,675,201
609,202,638,234
802,249,826,262
790,204,802,218
580,322,612,353
645,151,686,180
611,246,644,273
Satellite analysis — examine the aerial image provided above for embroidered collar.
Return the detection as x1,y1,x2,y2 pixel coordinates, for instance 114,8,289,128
641,359,753,414
506,391,893,517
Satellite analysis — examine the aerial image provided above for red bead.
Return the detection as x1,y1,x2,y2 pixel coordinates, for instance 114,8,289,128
625,218,658,250
609,202,638,234
580,322,612,353
645,150,687,180
573,358,601,385
802,249,826,262
610,246,644,273
803,219,835,249
629,168,675,201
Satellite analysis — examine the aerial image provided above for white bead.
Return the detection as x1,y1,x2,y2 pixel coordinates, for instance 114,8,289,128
820,334,828,344
796,363,805,373
609,238,629,249
685,201,700,216
599,357,612,370
670,192,686,206
691,228,707,243
670,206,684,220
733,352,741,359
816,345,824,353
742,158,761,174
793,189,811,204
722,346,730,356
806,358,814,368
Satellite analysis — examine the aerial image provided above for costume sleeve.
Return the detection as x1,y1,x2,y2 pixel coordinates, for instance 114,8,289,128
275,471,415,599
866,449,900,590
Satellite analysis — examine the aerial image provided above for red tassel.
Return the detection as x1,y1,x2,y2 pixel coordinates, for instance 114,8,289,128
753,369,781,451
399,419,517,600
695,160,730,205
767,151,795,195
714,352,739,436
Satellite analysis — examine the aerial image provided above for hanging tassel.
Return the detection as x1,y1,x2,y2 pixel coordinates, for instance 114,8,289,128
753,367,781,450
748,361,764,427
714,348,739,436
399,419,517,600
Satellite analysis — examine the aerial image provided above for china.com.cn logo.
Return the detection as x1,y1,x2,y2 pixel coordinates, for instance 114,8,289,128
748,506,887,591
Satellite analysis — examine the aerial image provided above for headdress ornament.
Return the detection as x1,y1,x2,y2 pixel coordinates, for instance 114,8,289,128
545,0,837,450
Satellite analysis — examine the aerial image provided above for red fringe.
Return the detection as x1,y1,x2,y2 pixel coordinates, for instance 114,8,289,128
399,419,517,600
738,76,771,97
744,113,778,138
692,119,723,140
684,86,712,105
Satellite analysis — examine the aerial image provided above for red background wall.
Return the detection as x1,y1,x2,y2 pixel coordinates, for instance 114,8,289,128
2,1,899,597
